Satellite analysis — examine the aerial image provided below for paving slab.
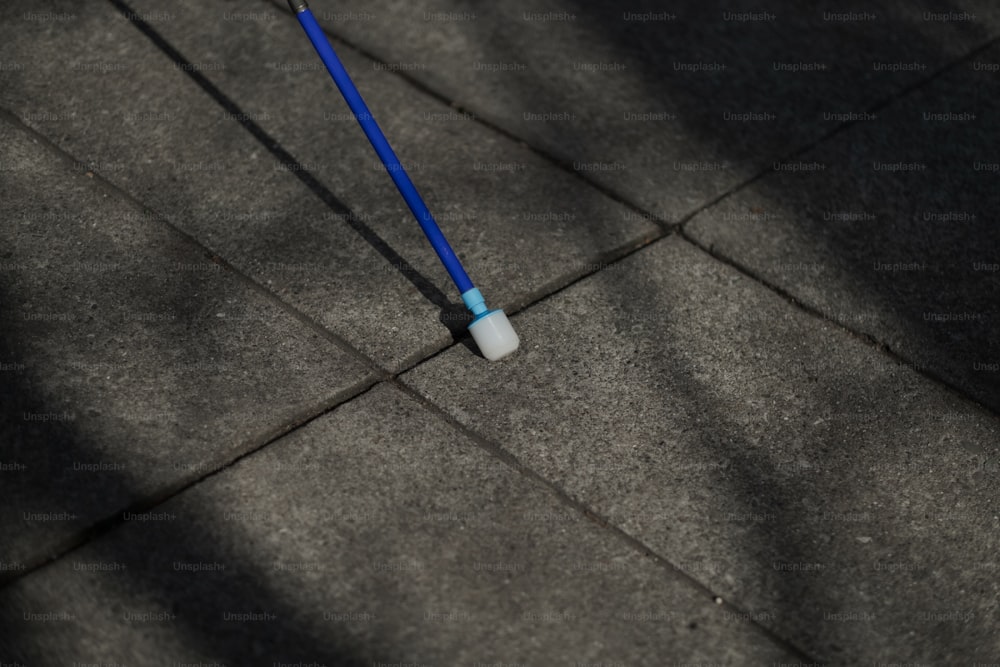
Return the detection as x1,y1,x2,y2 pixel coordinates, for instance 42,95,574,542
402,235,1000,665
0,383,803,666
0,0,658,371
286,0,1000,222
0,111,374,578
686,42,1000,412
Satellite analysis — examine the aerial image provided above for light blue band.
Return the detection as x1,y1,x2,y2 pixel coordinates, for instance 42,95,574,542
461,288,490,319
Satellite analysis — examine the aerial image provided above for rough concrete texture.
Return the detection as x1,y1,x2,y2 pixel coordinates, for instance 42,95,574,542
0,0,659,370
402,236,1000,665
3,1,999,665
287,0,1000,221
0,112,374,576
0,384,804,666
686,43,1000,412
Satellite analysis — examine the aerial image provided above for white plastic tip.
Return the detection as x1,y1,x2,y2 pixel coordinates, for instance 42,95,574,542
468,310,520,361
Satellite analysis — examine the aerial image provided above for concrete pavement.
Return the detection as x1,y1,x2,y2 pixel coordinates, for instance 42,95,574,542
2,1,998,665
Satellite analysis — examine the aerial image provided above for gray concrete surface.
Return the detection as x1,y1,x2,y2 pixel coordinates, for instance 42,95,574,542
0,384,804,666
2,0,998,664
0,111,375,579
402,236,1000,665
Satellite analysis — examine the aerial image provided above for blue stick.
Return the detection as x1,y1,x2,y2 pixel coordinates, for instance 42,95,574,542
289,0,473,294
288,0,520,360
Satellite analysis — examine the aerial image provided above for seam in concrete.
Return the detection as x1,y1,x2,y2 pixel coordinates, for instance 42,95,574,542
0,106,388,587
0,105,383,381
677,230,1000,423
669,34,1000,232
391,380,822,665
0,380,382,591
